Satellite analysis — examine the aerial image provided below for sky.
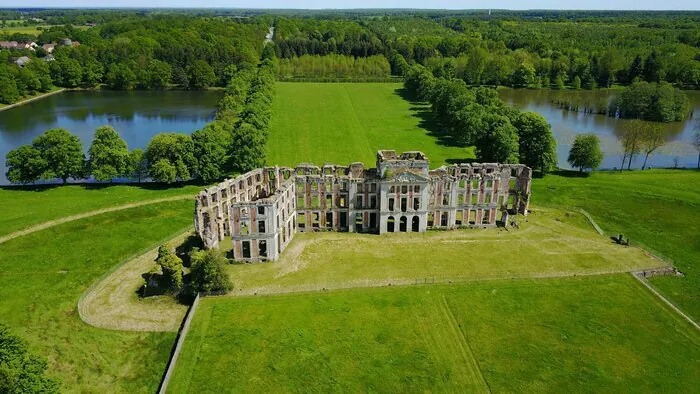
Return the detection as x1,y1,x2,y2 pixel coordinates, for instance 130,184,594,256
0,1,698,10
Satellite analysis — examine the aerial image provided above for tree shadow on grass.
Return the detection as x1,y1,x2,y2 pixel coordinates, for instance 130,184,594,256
550,169,591,178
394,88,463,149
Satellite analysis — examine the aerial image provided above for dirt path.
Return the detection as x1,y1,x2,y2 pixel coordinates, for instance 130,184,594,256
0,194,193,245
78,231,192,332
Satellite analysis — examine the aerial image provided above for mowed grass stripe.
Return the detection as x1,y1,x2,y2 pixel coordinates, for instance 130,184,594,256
169,275,700,393
267,83,473,168
0,200,194,392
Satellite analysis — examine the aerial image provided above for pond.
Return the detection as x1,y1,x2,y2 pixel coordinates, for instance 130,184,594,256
499,89,700,170
0,90,223,184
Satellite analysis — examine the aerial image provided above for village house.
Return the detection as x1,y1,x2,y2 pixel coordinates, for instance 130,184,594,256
42,43,56,53
15,56,31,67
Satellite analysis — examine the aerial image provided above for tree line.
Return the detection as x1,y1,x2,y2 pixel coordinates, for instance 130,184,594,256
404,64,557,173
0,15,266,104
276,54,390,79
4,49,277,185
269,14,699,89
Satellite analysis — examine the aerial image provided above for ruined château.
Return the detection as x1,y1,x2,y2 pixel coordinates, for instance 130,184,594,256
194,150,532,262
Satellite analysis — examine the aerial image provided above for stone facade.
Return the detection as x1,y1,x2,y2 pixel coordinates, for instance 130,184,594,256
194,150,532,262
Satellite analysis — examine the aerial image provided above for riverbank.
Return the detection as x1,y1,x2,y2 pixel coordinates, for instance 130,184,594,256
0,87,65,112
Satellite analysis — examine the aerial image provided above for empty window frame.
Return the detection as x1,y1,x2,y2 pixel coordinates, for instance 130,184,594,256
387,216,395,232
242,241,251,258
356,195,363,208
370,195,377,208
389,198,395,211
456,211,463,225
312,212,320,228
401,197,407,212
326,212,333,228
469,210,477,225
413,197,420,210
241,221,249,236
297,212,306,229
259,240,267,257
258,220,266,233
482,209,490,224
441,212,448,227
355,213,363,231
257,206,265,215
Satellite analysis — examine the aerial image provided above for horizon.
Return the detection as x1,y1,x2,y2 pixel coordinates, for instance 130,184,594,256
0,2,699,11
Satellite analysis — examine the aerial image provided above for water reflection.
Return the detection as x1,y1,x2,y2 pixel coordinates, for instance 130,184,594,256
0,90,223,184
499,89,699,169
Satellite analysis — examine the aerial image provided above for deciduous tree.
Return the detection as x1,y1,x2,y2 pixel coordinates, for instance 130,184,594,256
5,145,47,184
88,126,129,182
189,248,232,294
32,128,85,184
568,134,603,172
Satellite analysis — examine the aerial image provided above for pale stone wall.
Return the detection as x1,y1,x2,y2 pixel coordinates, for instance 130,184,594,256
194,150,532,262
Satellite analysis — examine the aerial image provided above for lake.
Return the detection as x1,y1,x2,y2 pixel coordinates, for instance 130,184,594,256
1,88,698,185
0,90,222,184
499,89,700,170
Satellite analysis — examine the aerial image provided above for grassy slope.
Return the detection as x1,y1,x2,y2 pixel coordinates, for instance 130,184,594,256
267,82,473,168
169,275,699,393
532,170,700,321
0,200,193,392
226,208,662,294
0,184,201,237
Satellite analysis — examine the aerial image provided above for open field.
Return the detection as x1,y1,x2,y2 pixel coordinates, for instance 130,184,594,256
225,207,663,295
533,170,700,322
266,82,473,168
0,200,194,392
0,183,201,237
169,274,700,393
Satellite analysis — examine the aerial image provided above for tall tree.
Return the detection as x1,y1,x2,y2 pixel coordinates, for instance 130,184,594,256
619,120,644,170
88,126,129,182
514,112,558,173
187,60,216,90
639,123,668,170
192,122,231,183
32,128,85,184
189,248,233,294
5,145,47,184
145,133,195,183
155,244,183,292
567,134,603,172
127,148,148,183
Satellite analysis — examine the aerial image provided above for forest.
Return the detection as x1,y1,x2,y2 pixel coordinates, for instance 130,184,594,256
1,9,699,104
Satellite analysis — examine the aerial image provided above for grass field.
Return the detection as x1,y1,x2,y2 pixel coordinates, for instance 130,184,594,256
533,170,700,321
226,207,663,295
0,183,201,237
168,274,700,393
267,82,473,168
0,200,194,392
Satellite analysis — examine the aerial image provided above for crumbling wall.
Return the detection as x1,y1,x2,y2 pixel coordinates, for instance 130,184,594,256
193,150,533,263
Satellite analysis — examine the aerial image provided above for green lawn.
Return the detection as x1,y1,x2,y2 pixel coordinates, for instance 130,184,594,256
226,207,663,295
267,82,473,168
168,275,700,393
0,200,194,392
0,183,201,237
532,170,700,321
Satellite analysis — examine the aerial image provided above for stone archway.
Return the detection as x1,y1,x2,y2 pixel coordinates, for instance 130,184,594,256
387,216,395,233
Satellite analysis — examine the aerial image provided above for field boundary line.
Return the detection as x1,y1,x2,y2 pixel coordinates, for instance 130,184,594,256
578,208,605,236
631,273,699,330
159,293,202,394
0,88,66,112
440,295,490,393
0,194,193,244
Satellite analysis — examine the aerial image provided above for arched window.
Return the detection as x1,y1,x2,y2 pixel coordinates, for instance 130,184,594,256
400,216,407,232
387,216,395,233
412,216,420,232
